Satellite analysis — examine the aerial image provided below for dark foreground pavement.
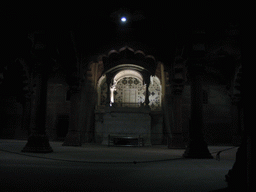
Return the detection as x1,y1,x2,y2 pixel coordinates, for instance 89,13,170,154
0,140,237,192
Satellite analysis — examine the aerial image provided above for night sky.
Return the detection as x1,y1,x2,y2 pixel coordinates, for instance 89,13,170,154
1,2,244,65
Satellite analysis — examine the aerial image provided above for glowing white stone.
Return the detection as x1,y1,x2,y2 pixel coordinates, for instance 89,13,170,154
121,17,127,22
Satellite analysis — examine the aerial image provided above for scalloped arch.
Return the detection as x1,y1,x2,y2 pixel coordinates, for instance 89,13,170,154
100,46,157,74
114,69,143,83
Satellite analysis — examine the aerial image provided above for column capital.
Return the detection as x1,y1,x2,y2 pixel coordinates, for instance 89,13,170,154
231,95,242,106
69,84,81,94
33,57,55,73
171,55,187,95
66,75,83,92
19,92,33,104
187,61,205,76
172,84,184,95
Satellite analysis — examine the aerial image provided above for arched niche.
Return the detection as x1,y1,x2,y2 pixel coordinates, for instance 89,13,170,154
97,69,162,111
112,70,146,107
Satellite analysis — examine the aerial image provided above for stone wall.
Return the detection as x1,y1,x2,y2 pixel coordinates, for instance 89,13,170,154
101,107,152,146
95,109,164,145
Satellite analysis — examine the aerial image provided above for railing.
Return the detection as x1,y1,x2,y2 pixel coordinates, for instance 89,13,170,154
111,102,143,108
108,134,143,147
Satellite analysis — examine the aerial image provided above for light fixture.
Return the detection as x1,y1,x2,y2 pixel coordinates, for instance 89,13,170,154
121,17,127,23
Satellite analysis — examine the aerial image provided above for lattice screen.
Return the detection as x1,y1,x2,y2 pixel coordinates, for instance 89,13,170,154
99,76,161,110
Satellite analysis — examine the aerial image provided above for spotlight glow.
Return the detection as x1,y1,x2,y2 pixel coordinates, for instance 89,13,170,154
121,17,127,22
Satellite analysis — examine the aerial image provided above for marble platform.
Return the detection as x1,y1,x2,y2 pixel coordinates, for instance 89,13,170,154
96,106,152,146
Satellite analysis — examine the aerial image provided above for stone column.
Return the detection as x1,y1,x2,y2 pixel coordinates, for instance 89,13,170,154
144,75,150,106
21,97,32,136
226,92,248,189
225,103,248,190
22,67,53,153
231,97,241,145
163,92,172,145
105,75,111,106
168,55,186,148
62,85,82,146
183,64,212,158
80,80,96,143
168,90,186,148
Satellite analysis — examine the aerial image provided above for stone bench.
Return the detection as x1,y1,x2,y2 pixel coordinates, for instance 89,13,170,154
108,135,143,147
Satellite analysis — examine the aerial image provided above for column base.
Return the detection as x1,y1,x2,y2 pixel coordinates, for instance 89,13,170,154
22,133,53,153
225,138,247,190
168,133,186,149
62,131,81,146
183,138,213,159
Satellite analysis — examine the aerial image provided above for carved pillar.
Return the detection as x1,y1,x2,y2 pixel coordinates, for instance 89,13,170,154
19,66,33,137
168,56,186,148
168,89,186,148
225,114,246,190
225,67,248,189
231,97,241,145
80,79,97,143
105,75,112,106
183,64,212,158
21,97,32,136
63,85,82,146
22,65,53,153
226,100,247,190
144,75,150,106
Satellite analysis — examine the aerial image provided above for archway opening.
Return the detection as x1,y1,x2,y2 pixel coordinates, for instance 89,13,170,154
112,70,145,107
97,69,162,110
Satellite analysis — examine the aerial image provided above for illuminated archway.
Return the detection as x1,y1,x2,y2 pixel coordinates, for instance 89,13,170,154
97,69,162,110
112,70,145,107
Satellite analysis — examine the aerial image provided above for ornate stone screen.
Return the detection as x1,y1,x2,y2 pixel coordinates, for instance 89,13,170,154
148,76,161,110
114,77,145,105
98,72,161,111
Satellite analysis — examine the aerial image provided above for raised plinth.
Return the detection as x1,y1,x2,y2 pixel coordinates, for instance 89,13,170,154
22,133,53,153
101,106,151,146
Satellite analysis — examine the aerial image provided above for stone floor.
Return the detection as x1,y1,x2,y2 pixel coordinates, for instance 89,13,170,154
0,139,238,192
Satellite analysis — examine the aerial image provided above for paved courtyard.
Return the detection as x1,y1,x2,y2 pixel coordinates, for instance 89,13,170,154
0,139,238,191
